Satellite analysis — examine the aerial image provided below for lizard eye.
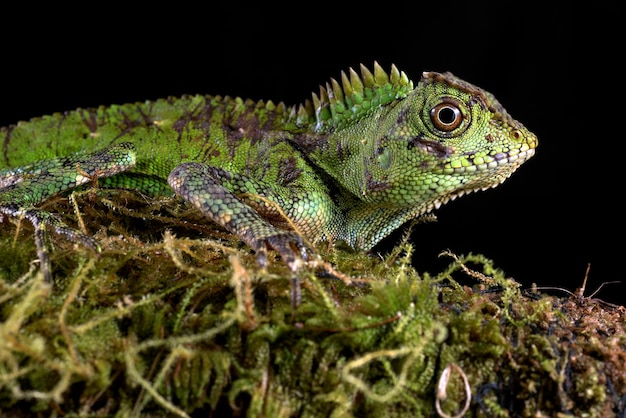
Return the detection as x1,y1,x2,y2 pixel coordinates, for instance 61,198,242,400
430,103,463,132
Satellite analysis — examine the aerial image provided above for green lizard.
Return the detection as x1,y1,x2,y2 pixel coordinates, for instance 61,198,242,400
0,62,537,280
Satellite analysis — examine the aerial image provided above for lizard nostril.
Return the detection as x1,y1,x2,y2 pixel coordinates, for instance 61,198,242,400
509,129,524,141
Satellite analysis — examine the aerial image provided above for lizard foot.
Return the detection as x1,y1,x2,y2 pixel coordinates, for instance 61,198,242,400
250,230,312,310
1,205,100,280
252,230,312,272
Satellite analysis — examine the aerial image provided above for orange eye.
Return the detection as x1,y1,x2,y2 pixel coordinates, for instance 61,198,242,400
430,103,463,132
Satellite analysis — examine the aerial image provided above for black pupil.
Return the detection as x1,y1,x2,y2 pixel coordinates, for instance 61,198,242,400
438,106,457,125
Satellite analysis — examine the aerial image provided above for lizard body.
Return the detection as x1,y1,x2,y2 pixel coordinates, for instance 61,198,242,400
0,62,537,278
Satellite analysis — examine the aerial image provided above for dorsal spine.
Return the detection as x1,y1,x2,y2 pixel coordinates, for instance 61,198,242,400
292,62,414,132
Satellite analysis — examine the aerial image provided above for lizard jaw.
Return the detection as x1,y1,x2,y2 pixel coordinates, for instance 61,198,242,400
430,147,536,211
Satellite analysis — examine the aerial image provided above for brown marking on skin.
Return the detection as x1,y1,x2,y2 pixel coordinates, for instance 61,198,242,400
247,136,273,180
375,136,387,155
112,109,146,142
336,139,351,162
396,107,409,125
135,102,158,131
189,97,217,141
172,101,202,136
425,72,493,111
224,101,282,165
278,156,303,187
198,142,221,164
419,160,433,170
171,97,215,155
224,125,244,159
408,135,450,158
407,134,424,149
290,132,329,155
79,109,99,136
222,98,286,159
233,114,263,145
364,167,390,193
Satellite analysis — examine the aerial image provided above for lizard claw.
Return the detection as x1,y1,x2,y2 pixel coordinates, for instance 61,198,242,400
253,231,311,272
251,231,311,310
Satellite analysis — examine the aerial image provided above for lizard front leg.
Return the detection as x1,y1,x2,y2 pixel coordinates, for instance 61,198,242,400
167,162,313,272
0,143,137,279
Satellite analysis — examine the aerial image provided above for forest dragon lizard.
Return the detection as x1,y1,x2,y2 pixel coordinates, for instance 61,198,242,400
0,62,538,280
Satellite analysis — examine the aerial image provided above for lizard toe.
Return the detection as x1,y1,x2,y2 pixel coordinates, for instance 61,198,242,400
254,246,269,270
258,232,310,272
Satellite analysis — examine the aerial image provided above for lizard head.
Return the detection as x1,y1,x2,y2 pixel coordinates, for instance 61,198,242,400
358,70,538,211
289,64,537,216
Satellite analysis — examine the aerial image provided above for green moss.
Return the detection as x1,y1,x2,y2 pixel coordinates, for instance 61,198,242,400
1,196,625,417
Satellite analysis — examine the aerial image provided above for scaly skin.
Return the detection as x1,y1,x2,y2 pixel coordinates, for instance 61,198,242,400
0,62,538,279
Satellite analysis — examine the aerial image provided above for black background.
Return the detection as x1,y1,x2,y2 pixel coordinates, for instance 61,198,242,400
2,5,618,304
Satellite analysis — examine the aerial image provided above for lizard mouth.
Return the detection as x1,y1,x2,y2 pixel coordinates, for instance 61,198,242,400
492,148,536,165
436,148,535,175
428,147,535,211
